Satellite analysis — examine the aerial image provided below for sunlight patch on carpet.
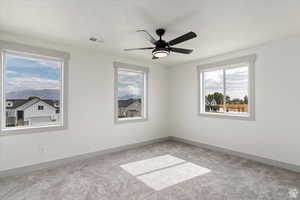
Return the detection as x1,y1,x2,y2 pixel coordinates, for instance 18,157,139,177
121,155,211,191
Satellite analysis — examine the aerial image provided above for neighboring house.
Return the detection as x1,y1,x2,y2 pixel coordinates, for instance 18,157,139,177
6,96,60,127
118,99,141,118
205,98,211,107
210,99,217,106
205,98,221,112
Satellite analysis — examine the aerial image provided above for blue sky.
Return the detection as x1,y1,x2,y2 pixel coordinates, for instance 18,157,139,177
5,54,142,100
118,70,143,100
5,54,61,93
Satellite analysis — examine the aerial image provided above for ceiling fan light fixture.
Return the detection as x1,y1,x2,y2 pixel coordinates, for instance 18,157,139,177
152,49,169,58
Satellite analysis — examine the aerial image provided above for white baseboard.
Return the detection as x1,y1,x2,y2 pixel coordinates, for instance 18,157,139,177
1,136,299,178
0,137,169,178
169,136,300,173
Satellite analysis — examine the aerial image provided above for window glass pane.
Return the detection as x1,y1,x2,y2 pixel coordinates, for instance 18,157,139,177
4,53,62,128
203,69,224,113
117,69,144,119
225,65,249,115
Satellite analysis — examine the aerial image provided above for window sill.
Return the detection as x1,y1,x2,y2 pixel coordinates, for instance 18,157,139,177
198,112,254,121
115,117,148,124
0,124,66,136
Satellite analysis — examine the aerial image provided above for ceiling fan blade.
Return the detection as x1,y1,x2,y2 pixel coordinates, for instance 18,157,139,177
168,32,197,46
137,30,157,45
152,56,158,59
170,47,193,54
124,47,154,51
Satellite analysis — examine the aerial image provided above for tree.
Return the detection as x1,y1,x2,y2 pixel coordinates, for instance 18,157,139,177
206,94,214,103
206,92,247,105
210,92,224,104
206,92,230,104
231,98,244,104
244,96,248,104
225,95,231,104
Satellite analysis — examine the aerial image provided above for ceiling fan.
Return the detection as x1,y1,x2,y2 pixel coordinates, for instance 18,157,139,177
124,29,197,59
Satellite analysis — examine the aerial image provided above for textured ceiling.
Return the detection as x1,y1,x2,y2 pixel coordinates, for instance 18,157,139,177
1,0,300,66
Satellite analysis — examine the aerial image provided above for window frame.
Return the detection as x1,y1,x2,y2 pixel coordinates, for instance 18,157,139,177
198,54,256,120
113,62,149,124
0,40,69,135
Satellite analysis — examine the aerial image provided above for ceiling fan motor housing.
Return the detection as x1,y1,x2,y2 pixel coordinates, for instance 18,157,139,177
155,40,169,49
152,39,170,58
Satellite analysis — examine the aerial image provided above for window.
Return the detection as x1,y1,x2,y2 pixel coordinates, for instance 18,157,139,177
114,62,148,123
198,55,256,120
0,40,69,134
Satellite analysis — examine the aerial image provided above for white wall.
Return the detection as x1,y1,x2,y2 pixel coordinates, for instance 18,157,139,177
1,32,300,171
168,36,300,166
0,33,169,171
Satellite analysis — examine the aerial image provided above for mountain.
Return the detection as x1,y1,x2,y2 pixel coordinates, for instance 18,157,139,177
6,89,60,100
118,94,141,100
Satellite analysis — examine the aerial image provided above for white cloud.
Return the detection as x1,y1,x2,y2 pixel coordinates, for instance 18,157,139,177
118,70,143,86
117,70,143,99
118,85,141,98
204,69,224,94
225,67,248,98
204,67,248,99
6,70,17,75
38,61,61,69
6,76,60,93
7,54,60,70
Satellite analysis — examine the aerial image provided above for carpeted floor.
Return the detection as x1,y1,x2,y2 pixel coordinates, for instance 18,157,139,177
0,141,299,200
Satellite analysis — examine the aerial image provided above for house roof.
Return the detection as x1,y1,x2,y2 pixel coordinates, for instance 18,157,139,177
6,97,59,109
118,99,141,108
6,99,28,109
